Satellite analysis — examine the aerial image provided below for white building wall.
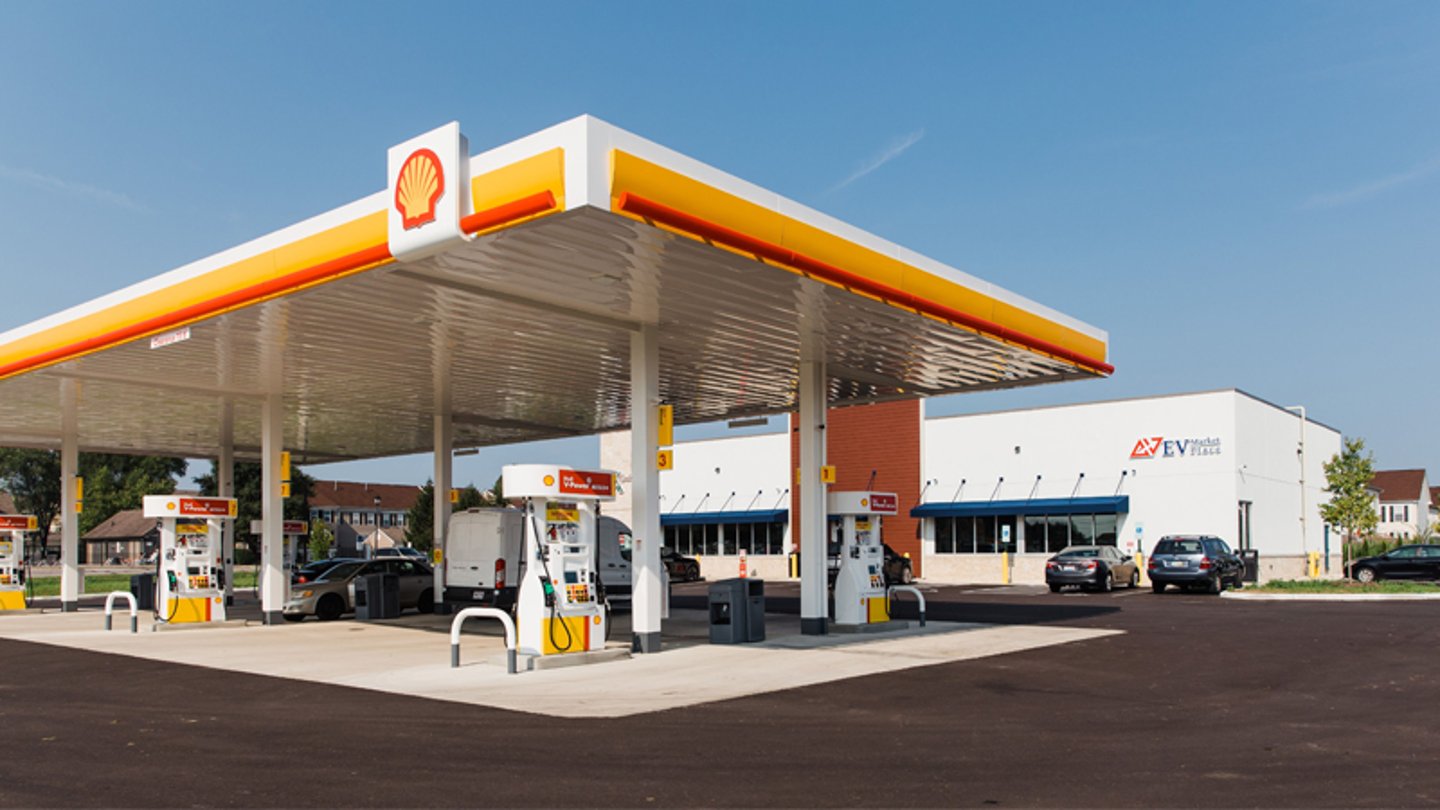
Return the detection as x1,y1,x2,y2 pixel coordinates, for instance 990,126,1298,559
920,390,1342,583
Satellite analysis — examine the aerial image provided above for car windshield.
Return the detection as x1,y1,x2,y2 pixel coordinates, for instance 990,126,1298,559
1057,547,1100,558
316,562,363,581
1156,539,1204,555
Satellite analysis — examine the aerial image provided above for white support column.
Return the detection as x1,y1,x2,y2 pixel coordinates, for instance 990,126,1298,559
59,379,80,612
630,324,663,653
218,401,235,606
432,411,452,614
797,359,828,635
259,393,285,624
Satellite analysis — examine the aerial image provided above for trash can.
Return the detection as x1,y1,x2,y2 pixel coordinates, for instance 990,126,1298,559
130,573,155,611
708,578,749,644
745,579,765,642
1240,549,1260,583
355,573,400,620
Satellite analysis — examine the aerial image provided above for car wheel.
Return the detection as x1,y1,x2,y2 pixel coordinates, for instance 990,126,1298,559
315,593,344,622
900,566,914,585
1100,571,1114,592
1151,582,1165,594
282,614,305,623
1355,567,1377,584
417,588,435,614
1128,570,1139,589
1210,575,1224,595
685,563,700,582
1048,583,1062,593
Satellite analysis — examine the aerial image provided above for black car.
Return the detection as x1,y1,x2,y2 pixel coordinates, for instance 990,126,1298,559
1147,535,1244,594
661,547,701,582
1045,545,1138,592
1348,544,1440,582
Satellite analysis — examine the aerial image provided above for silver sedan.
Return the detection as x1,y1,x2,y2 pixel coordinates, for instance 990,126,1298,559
283,558,435,621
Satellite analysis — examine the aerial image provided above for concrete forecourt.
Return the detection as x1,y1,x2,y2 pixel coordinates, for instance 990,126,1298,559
3,584,1438,808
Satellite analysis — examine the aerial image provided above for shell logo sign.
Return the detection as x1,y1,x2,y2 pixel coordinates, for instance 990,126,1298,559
387,121,469,262
395,148,445,230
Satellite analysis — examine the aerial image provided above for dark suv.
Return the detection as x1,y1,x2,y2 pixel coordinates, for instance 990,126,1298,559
1148,535,1244,594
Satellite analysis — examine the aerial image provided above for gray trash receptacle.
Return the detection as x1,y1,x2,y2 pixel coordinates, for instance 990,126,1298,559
130,573,155,611
356,573,401,620
745,579,765,641
1240,549,1260,583
709,578,749,643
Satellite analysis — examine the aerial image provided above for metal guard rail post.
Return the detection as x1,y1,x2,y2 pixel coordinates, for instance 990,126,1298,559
104,591,138,634
888,585,926,627
450,607,518,675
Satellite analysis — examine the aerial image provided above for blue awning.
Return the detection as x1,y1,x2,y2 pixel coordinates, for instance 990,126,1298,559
661,508,789,527
910,496,1129,519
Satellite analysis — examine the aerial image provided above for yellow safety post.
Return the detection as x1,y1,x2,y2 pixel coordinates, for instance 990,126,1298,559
1135,552,1146,586
1000,551,1011,585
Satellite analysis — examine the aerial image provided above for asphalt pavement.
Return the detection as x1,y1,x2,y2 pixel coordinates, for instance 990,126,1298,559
2,583,1437,808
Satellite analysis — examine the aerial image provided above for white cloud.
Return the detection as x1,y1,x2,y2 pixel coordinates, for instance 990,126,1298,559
831,128,926,192
0,164,148,213
1303,155,1440,209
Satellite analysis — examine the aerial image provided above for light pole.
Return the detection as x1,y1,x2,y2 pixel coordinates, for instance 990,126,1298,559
371,494,382,558
1284,405,1309,567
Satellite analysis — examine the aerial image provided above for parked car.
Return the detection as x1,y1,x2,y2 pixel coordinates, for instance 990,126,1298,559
1347,544,1440,582
1045,545,1137,592
883,544,915,585
283,558,435,621
375,546,427,561
1148,535,1245,594
292,557,362,585
662,547,701,582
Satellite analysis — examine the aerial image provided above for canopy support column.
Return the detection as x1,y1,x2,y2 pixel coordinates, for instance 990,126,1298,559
59,379,79,612
630,324,663,653
260,393,285,624
218,401,235,606
797,359,828,635
432,410,453,615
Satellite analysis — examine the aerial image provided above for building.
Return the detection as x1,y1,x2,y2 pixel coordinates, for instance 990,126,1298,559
1370,470,1434,539
80,508,159,565
307,480,422,556
602,389,1341,584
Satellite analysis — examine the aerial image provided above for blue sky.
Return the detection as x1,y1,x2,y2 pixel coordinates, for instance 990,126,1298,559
1,1,1436,488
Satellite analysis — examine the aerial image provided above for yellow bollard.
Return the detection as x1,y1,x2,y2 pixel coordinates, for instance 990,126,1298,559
1135,552,1146,586
1000,551,1011,585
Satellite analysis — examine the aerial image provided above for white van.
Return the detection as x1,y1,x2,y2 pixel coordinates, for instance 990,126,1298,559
441,508,635,610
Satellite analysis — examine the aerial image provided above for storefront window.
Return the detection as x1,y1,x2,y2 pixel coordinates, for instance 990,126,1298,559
976,516,997,554
1070,514,1095,546
721,524,737,555
1094,514,1118,546
703,524,719,555
1023,516,1047,553
1047,516,1069,552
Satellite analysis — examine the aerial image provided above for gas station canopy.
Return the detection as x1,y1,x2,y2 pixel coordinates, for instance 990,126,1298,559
0,116,1110,462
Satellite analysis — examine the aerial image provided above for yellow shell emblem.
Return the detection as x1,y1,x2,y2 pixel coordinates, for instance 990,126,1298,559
395,148,445,230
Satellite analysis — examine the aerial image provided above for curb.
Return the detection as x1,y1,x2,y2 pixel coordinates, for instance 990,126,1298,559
1221,590,1440,602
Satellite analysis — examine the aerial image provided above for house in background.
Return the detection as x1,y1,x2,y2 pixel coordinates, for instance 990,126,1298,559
1370,469,1434,539
81,508,159,564
308,481,422,556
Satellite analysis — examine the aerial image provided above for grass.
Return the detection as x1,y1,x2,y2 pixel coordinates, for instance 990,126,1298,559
1250,578,1440,594
23,570,259,598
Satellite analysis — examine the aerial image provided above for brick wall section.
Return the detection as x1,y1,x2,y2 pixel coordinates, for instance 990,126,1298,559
790,398,924,576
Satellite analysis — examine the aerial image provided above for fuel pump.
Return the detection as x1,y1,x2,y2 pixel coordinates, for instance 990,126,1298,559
0,515,37,611
250,519,308,576
828,491,899,626
142,495,237,624
502,464,615,657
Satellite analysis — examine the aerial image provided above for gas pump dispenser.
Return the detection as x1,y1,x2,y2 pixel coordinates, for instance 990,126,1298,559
502,464,614,657
143,495,237,624
0,515,38,611
828,491,899,626
250,520,307,576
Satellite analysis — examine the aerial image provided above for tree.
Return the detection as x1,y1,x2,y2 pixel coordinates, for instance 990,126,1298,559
308,518,334,561
0,448,186,547
0,448,61,546
195,463,315,563
1319,437,1378,574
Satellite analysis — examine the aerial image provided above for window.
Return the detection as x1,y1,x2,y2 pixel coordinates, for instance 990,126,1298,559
1094,514,1118,546
1024,516,1048,554
721,524,737,555
1047,516,1069,553
1070,515,1095,546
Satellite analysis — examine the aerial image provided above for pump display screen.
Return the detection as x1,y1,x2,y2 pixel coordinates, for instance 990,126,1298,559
564,571,579,584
